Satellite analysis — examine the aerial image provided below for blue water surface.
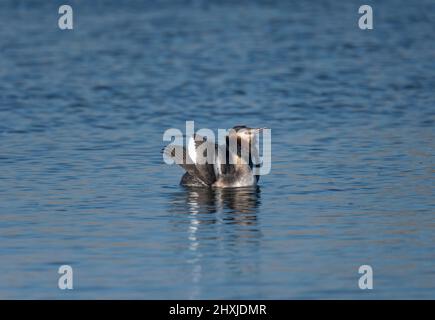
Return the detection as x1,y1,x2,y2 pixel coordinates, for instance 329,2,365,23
0,0,434,299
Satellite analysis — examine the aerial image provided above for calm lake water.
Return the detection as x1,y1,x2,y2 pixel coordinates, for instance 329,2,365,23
0,0,434,299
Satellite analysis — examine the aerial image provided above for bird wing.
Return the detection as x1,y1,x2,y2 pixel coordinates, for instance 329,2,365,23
187,134,218,185
163,135,217,185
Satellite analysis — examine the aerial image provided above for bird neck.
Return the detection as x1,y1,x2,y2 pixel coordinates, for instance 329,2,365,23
225,136,258,168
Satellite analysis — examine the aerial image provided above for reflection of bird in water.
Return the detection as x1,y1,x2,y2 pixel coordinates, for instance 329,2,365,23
167,186,262,299
164,126,264,188
169,186,261,222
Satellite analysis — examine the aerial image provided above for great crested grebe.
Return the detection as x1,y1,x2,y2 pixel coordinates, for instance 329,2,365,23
164,125,264,188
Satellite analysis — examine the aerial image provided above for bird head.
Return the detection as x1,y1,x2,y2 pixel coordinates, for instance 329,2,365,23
230,125,265,143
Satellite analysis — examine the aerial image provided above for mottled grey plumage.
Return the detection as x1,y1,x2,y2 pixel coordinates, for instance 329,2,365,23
164,126,263,188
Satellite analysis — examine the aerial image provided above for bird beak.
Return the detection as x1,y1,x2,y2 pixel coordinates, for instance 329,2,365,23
251,127,266,134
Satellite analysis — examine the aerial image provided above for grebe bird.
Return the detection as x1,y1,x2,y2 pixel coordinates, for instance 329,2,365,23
164,126,264,188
